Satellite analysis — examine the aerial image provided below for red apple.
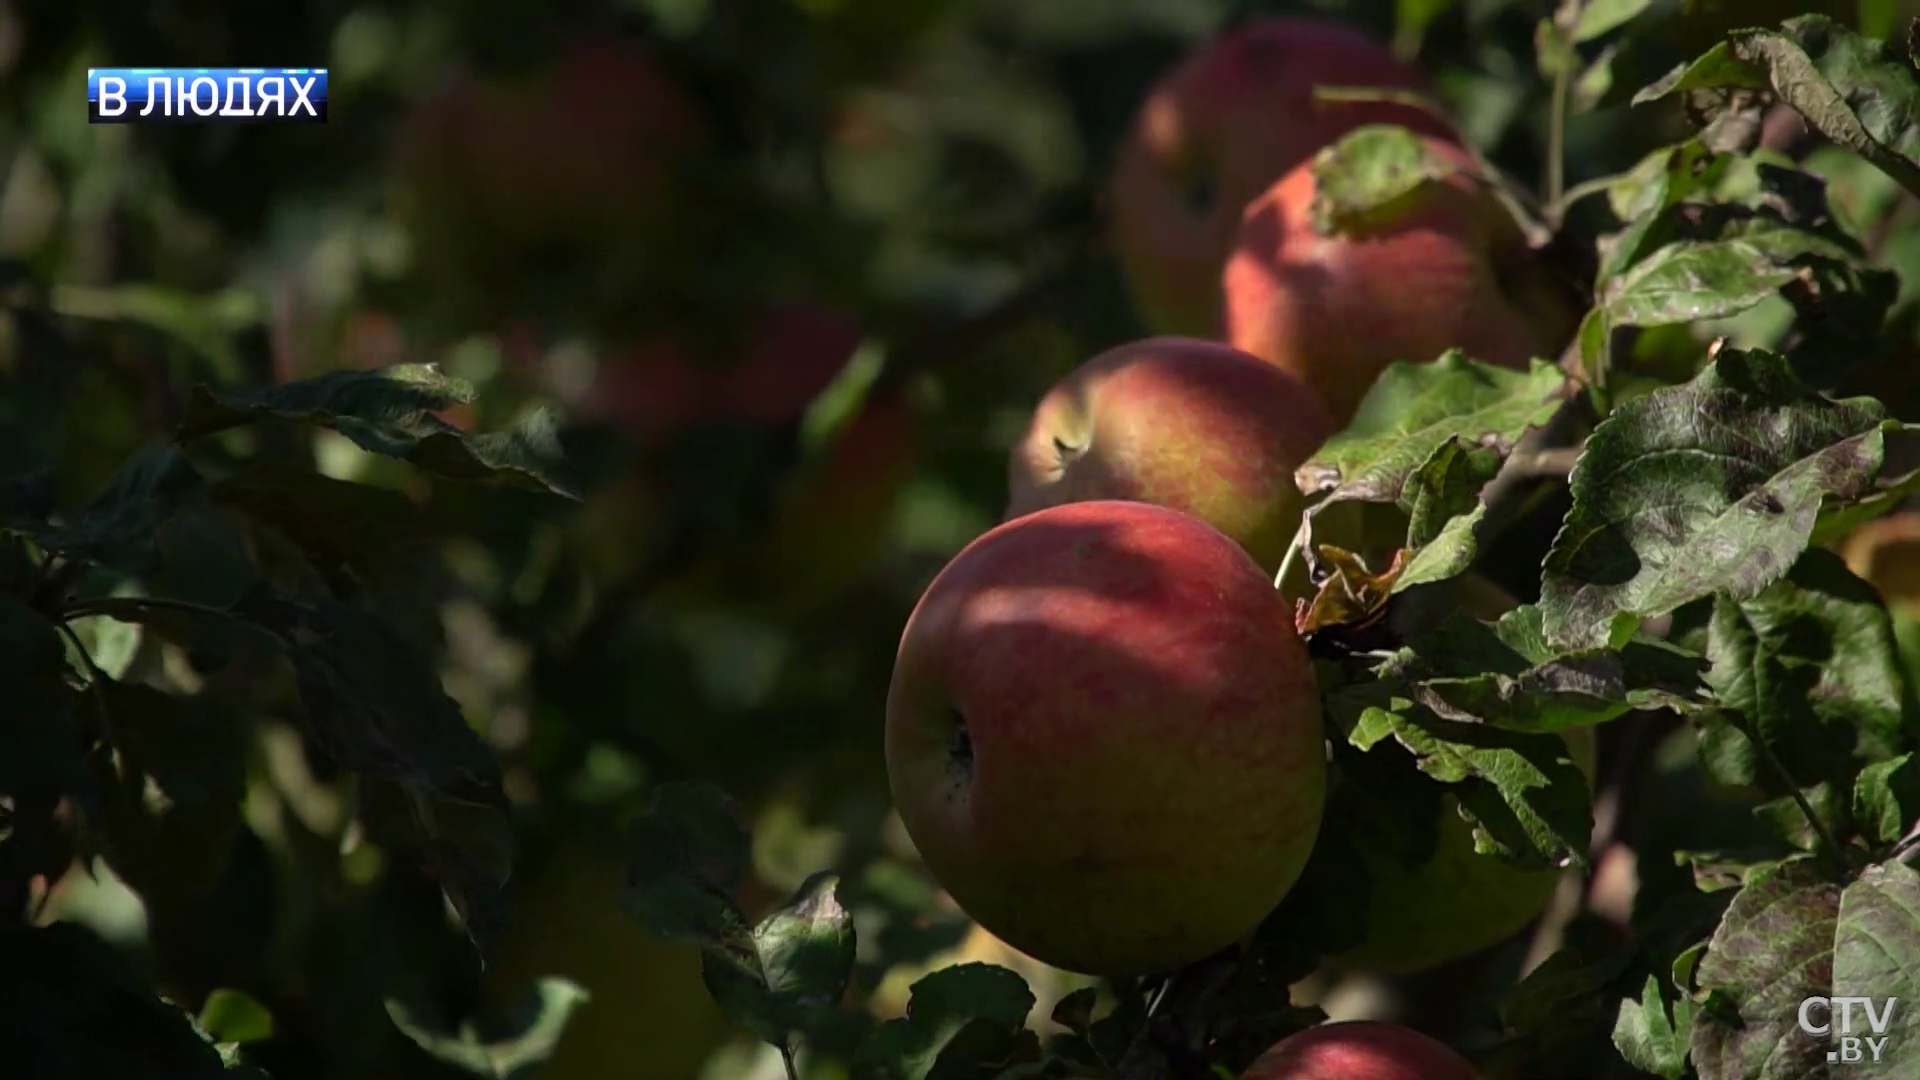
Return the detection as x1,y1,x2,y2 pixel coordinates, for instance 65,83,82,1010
1006,336,1333,573
1241,1021,1481,1080
1110,17,1458,337
583,305,868,448
886,500,1327,976
390,41,706,312
1222,134,1576,425
579,306,919,617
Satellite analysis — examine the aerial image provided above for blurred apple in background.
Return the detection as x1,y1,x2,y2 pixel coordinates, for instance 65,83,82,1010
1223,134,1575,425
389,40,709,323
1109,17,1458,338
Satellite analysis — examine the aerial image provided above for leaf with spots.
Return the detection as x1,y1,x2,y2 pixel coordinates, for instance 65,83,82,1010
702,871,858,1049
1831,860,1920,1079
1337,681,1593,870
176,365,579,499
1704,549,1915,824
1688,857,1840,1080
1296,354,1566,508
1307,124,1465,235
1370,606,1711,737
1541,348,1905,649
622,781,754,949
1633,15,1920,200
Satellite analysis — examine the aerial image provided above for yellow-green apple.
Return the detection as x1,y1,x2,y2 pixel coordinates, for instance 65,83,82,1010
1223,134,1577,425
1335,726,1597,976
1110,17,1458,337
1241,1021,1480,1080
885,500,1327,976
1006,336,1333,573
1328,574,1599,975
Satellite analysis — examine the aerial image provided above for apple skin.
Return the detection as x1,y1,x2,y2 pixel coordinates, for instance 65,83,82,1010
1222,135,1577,425
1842,512,1920,614
1006,336,1334,574
1241,1021,1481,1080
1110,17,1458,338
885,500,1327,977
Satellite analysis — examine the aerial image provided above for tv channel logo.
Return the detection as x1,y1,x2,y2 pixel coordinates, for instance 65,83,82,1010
88,68,329,123
1799,995,1899,1066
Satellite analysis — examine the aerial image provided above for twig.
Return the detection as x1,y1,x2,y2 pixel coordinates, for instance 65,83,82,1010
1745,714,1847,865
62,594,235,624
778,1043,800,1080
1502,447,1583,481
1545,8,1577,210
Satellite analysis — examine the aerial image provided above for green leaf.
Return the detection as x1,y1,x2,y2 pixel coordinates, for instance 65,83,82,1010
229,587,499,786
1395,0,1454,55
852,963,1041,1080
0,595,92,811
1612,974,1692,1079
703,871,858,1048
623,781,754,947
222,585,512,953
1372,608,1711,735
1602,142,1730,280
1634,15,1920,200
1574,0,1648,42
386,977,591,1080
1688,857,1840,1080
1704,549,1913,802
1335,683,1592,869
0,923,268,1077
87,677,250,890
1831,860,1920,1078
1540,349,1901,649
176,366,579,499
1810,455,1920,548
1298,355,1566,503
1306,125,1465,236
197,989,273,1046
208,461,441,574
1403,437,1506,553
12,445,205,575
1852,755,1920,848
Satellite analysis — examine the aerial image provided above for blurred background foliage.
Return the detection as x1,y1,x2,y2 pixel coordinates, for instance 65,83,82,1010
1,0,1916,1077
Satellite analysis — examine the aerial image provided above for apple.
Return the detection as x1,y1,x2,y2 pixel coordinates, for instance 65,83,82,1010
390,41,706,315
885,500,1327,977
1006,337,1333,574
1222,134,1577,425
578,306,919,617
1333,722,1597,976
1109,17,1458,337
583,305,868,448
1316,573,1597,976
1842,511,1920,614
1241,1020,1480,1080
